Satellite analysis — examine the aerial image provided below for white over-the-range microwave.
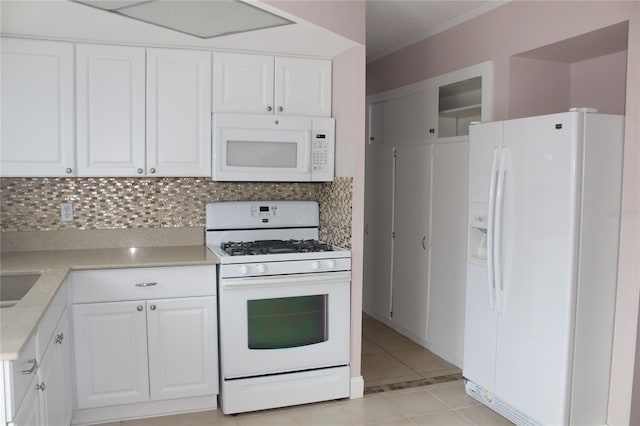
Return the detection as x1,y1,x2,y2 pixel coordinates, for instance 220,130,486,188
212,113,335,182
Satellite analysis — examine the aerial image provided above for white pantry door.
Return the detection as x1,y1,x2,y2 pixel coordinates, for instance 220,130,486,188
391,144,431,339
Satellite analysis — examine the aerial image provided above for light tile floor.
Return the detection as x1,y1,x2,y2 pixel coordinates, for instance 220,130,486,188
98,315,514,426
361,314,460,389
101,381,513,426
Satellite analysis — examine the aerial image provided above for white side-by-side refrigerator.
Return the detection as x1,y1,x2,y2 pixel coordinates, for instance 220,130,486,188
462,110,624,426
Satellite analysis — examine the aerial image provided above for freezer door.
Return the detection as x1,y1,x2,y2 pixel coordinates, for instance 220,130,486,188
462,121,502,392
494,112,580,425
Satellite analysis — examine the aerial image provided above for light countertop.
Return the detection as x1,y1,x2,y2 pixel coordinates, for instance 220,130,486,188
1,245,219,360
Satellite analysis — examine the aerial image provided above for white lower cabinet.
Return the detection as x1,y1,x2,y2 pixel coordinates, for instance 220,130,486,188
69,265,218,423
147,297,218,401
73,296,217,409
7,306,73,426
72,300,150,409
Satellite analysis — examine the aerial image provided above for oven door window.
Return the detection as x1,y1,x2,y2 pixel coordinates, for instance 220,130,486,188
247,295,327,349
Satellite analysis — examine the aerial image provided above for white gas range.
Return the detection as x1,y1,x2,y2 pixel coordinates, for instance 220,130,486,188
205,201,352,414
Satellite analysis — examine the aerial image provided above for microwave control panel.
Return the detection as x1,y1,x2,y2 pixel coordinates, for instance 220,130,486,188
311,118,335,182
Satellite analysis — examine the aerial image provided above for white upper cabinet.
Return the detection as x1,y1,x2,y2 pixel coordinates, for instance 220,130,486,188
76,43,146,177
213,52,274,114
146,48,212,176
0,38,75,177
274,57,331,117
214,53,331,117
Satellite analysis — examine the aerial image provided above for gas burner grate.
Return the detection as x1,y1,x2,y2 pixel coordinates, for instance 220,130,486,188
221,239,334,256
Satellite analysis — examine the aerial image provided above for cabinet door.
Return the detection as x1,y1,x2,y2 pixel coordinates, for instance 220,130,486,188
384,88,437,146
427,141,468,366
275,57,331,117
363,145,394,318
213,52,274,114
76,44,146,176
367,101,385,145
72,300,149,409
0,38,75,177
8,377,42,426
147,297,218,401
147,48,212,176
47,313,73,426
391,144,432,339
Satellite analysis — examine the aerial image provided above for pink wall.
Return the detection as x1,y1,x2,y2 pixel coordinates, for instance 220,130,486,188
509,56,571,119
570,50,628,115
264,0,365,45
367,1,639,423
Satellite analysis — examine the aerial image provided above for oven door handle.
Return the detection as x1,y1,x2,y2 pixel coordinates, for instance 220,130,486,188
221,271,351,289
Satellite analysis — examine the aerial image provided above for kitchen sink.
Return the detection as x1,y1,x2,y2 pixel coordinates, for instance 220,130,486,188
0,274,41,308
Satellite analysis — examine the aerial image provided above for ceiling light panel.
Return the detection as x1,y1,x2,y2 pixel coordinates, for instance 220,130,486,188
74,0,294,39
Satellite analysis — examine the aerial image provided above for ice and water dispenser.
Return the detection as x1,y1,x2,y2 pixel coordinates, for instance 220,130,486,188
468,203,488,264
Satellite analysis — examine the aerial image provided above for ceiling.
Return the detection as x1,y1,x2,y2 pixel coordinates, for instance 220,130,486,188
1,0,508,61
366,0,507,63
0,0,358,58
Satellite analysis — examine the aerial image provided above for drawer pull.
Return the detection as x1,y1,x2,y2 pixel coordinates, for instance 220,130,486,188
21,359,38,375
55,333,64,344
36,382,46,391
135,282,158,287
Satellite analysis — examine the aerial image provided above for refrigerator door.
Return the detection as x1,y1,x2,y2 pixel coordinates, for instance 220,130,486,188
494,112,581,425
462,121,502,392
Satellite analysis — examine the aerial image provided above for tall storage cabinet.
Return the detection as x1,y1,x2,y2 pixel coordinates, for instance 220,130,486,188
364,62,491,366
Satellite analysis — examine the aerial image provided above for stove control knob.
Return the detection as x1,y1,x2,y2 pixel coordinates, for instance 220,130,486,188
326,260,336,269
310,261,320,270
256,264,266,274
239,265,249,275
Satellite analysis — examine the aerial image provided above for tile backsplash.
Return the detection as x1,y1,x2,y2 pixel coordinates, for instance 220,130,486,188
0,177,353,248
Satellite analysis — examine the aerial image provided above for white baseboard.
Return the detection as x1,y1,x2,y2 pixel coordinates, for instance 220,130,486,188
350,375,364,399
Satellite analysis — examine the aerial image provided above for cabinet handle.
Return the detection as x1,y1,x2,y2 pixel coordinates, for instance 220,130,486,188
149,168,156,174
267,106,272,112
150,305,156,311
36,382,46,391
429,128,435,134
369,137,375,141
422,236,427,250
66,168,72,174
55,332,64,344
135,282,157,287
277,106,283,112
137,168,144,174
21,359,38,375
137,305,144,311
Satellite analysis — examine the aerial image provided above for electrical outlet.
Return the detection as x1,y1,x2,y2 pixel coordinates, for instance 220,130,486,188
61,202,74,222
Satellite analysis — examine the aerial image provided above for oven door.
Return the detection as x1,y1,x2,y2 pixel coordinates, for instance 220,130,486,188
219,271,350,379
212,114,311,182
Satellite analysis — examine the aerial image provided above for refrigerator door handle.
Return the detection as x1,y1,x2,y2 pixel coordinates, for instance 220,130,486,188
486,148,500,310
494,148,508,313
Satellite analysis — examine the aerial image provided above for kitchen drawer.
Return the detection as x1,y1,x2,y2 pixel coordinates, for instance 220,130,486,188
70,265,216,303
36,282,68,354
3,334,37,418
